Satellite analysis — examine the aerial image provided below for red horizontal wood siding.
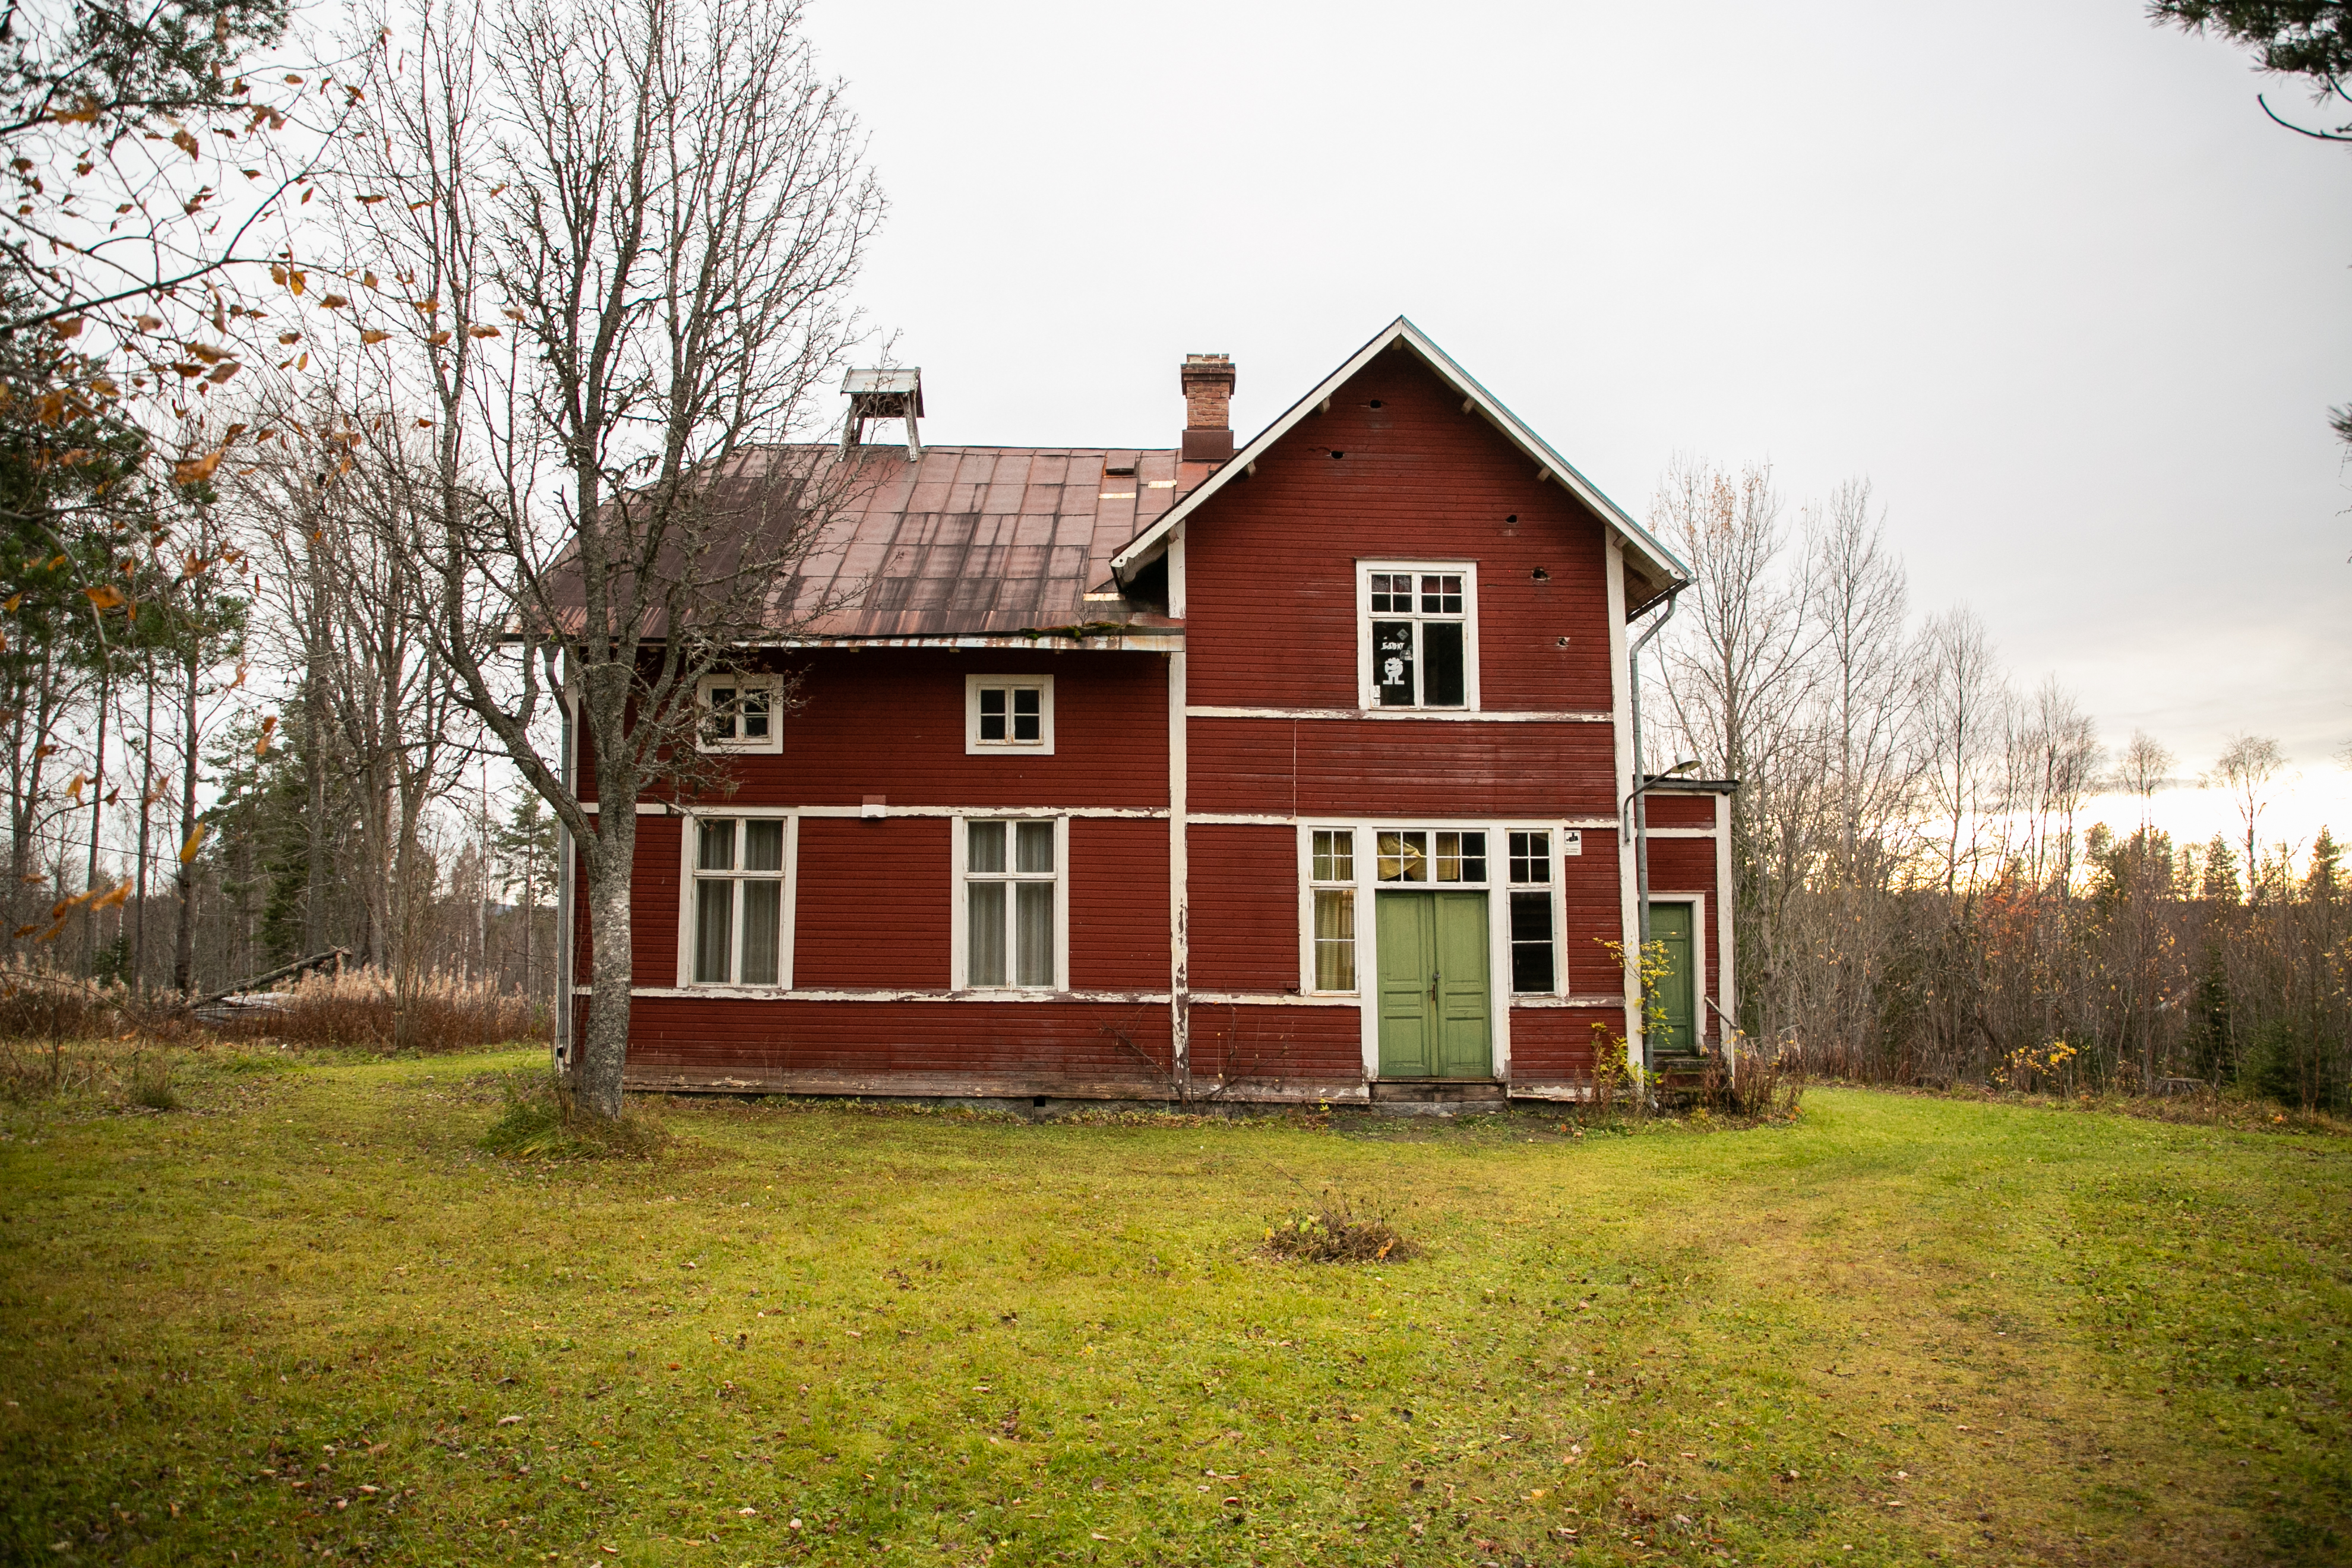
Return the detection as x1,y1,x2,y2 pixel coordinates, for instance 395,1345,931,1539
1508,1006,1621,1081
622,997,1175,1084
1188,824,1298,991
795,817,953,990
1191,1003,1362,1086
1189,717,1617,819
1069,817,1169,991
1562,835,1624,998
577,648,1168,810
1643,794,1718,828
1183,351,1616,714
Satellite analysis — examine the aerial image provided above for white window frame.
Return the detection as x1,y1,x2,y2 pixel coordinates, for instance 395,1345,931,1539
965,674,1057,756
696,674,785,754
950,813,1068,991
1504,827,1567,997
1355,561,1481,712
1298,826,1363,995
675,810,796,988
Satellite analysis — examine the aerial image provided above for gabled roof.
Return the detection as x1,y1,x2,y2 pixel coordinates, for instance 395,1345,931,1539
1109,317,1689,611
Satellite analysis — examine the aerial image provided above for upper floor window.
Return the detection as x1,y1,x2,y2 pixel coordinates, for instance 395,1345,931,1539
698,674,783,754
1358,562,1478,709
966,674,1056,755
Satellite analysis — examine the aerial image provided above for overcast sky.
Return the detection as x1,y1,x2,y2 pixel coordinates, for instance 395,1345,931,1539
804,0,2349,848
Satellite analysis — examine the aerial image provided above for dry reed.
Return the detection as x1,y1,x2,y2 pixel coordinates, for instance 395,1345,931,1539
224,966,544,1051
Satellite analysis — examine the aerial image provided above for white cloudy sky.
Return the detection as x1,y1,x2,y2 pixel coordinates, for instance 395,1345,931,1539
806,0,2350,851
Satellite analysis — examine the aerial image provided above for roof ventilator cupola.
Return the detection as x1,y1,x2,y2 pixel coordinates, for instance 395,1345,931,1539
841,367,925,460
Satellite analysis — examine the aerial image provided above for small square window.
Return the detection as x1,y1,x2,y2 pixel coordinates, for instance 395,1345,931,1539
697,675,785,753
966,674,1055,755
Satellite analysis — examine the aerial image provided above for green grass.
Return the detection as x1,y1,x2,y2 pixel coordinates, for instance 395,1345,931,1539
1,1047,2347,1567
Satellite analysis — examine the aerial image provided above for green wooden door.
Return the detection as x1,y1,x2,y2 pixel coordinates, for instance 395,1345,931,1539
1376,891,1492,1078
1650,902,1696,1054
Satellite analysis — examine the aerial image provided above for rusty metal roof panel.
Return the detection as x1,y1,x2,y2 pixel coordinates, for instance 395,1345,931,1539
710,444,1196,639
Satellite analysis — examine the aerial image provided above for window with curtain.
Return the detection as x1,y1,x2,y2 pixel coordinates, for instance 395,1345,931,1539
1309,828,1357,992
964,818,1058,988
690,816,787,985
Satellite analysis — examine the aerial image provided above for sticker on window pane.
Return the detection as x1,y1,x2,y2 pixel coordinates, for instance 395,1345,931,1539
1373,621,1414,706
1510,890,1555,993
1377,831,1428,883
1509,831,1550,884
1313,888,1356,991
1421,621,1465,706
1312,829,1354,884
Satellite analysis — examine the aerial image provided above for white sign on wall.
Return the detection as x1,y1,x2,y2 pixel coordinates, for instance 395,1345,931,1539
1562,829,1582,856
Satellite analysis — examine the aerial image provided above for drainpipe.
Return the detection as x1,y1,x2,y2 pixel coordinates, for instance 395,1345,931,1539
1621,590,1681,1070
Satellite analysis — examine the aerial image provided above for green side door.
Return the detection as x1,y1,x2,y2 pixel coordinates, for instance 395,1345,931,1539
1376,890,1493,1079
1650,902,1696,1054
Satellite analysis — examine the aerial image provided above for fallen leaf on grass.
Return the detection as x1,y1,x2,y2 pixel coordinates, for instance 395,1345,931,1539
497,1414,524,1426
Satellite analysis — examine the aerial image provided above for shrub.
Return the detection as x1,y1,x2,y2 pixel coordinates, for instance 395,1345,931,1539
225,967,543,1052
1264,1188,1418,1264
0,965,127,1043
479,1071,667,1160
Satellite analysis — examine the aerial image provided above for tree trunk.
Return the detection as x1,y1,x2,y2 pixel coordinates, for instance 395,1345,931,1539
578,805,637,1120
172,648,201,995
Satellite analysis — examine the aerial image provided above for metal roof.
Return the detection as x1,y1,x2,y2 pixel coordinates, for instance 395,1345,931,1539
750,444,1190,640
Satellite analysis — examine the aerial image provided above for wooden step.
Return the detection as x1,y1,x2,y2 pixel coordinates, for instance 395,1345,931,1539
1369,1079,1509,1115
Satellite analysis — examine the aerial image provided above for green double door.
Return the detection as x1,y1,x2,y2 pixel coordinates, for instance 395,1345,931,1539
1376,891,1492,1078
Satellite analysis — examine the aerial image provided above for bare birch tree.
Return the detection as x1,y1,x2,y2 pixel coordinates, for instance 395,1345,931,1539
1915,607,2006,899
314,0,881,1117
2212,734,2287,900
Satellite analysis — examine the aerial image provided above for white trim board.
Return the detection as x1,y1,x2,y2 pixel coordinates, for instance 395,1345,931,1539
1109,317,1689,597
1185,705,1609,723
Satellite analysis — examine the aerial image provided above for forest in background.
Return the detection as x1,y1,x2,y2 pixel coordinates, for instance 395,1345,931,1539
1645,460,2347,1107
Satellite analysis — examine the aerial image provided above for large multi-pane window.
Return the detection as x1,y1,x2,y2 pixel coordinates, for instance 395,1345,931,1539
963,818,1058,988
1362,564,1475,709
1507,830,1556,993
690,817,786,985
1309,829,1357,992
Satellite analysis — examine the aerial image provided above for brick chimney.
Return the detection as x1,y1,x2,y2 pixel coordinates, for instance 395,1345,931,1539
1180,353,1235,463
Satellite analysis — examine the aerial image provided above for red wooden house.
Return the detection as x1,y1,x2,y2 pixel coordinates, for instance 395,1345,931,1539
556,319,1735,1107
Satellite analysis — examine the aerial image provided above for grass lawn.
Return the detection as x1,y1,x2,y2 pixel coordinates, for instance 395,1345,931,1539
1,1047,2348,1567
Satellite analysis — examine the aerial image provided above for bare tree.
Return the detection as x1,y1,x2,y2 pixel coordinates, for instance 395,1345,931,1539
1915,606,2007,898
2116,729,2173,830
321,0,881,1117
2211,734,2287,900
